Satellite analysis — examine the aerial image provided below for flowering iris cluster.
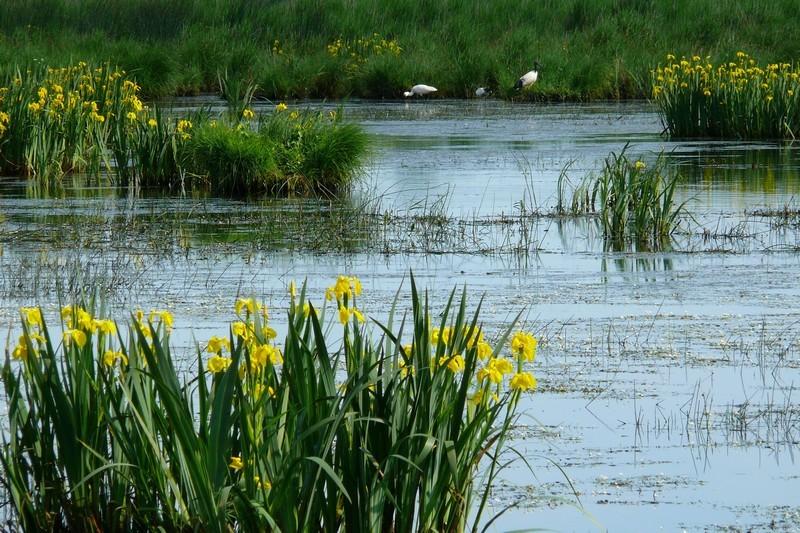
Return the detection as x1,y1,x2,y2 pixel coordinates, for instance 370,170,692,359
2,62,146,134
10,305,172,372
403,320,538,405
326,275,365,326
326,33,402,72
205,297,282,377
651,52,800,138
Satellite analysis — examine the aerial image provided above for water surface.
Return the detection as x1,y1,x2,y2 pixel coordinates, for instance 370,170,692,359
2,100,800,532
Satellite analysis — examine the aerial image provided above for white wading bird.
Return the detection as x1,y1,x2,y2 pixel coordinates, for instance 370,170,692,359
514,62,542,90
475,87,491,97
403,84,438,97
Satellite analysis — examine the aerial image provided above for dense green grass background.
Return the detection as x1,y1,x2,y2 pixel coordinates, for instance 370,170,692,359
1,0,798,100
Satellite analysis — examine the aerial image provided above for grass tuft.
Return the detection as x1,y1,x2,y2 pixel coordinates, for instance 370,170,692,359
559,146,687,250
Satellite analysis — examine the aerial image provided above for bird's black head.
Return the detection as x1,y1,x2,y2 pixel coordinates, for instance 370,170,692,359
534,61,542,72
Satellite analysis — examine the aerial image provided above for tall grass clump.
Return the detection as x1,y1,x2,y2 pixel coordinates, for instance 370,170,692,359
184,120,278,195
259,104,370,194
180,102,369,195
652,52,800,139
560,146,686,249
1,274,540,531
127,103,187,188
323,33,405,99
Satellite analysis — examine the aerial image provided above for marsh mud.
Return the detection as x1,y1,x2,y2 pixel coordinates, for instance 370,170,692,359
2,100,800,531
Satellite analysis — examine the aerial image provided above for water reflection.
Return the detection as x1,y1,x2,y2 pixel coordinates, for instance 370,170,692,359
670,143,800,209
601,254,675,274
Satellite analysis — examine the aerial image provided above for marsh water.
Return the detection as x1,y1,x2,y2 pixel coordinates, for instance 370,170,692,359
3,99,800,531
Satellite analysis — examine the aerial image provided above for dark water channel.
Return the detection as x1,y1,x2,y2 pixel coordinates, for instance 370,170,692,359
2,100,800,531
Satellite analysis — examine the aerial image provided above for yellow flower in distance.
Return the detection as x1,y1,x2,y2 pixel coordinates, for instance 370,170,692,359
235,298,262,316
253,476,271,489
398,358,414,377
328,274,363,302
103,350,128,367
64,329,88,348
431,327,454,346
253,384,277,400
12,336,30,361
207,354,233,373
510,332,537,361
477,364,502,384
438,354,465,373
493,357,513,374
339,305,351,325
94,319,117,335
464,326,484,347
276,103,288,112
476,341,493,360
75,308,93,331
472,388,499,405
206,335,231,354
472,389,485,405
477,357,513,384
229,456,244,470
232,321,249,339
149,310,174,329
22,307,43,328
252,344,283,366
510,372,537,391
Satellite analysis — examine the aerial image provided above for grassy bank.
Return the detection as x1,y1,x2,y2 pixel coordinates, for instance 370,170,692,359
0,0,798,100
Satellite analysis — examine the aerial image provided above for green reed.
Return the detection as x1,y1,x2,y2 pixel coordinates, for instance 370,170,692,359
184,121,278,195
652,52,800,139
560,147,686,250
1,275,539,531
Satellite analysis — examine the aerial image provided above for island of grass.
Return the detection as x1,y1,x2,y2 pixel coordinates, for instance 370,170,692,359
0,62,369,195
